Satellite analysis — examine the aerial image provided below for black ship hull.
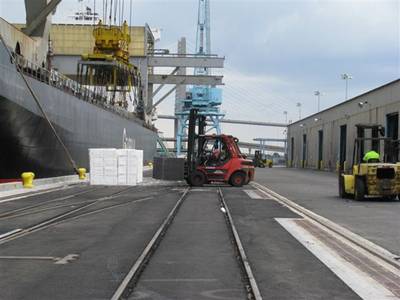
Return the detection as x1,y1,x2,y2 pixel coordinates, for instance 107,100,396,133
0,42,157,179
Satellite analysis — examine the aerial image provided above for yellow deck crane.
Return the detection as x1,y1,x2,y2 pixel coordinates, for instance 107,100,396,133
77,20,140,108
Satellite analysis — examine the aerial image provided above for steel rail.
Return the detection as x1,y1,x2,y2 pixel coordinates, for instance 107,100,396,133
251,181,400,270
1,187,178,221
0,187,103,219
0,186,137,245
217,188,263,300
0,186,172,220
111,187,190,300
0,185,77,204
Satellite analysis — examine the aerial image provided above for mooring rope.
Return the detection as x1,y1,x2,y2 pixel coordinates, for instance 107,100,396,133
0,34,79,174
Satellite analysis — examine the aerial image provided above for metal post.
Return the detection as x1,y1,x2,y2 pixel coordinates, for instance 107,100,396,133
175,38,187,151
341,73,352,100
296,102,302,120
314,91,321,112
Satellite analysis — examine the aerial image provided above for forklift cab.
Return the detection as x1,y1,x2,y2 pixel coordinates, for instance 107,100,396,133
200,136,232,167
185,109,255,187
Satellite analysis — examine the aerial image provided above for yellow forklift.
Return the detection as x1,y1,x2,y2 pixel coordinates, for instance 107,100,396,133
339,124,400,200
253,150,273,168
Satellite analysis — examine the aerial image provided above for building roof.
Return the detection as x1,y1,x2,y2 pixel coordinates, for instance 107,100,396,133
289,78,400,127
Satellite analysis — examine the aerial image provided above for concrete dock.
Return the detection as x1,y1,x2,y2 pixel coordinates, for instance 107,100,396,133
0,169,399,300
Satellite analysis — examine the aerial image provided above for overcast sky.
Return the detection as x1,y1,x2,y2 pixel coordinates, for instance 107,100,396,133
1,0,399,144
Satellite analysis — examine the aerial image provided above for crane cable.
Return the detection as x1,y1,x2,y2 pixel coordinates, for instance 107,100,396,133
109,0,113,26
114,0,118,25
129,0,132,36
0,34,80,174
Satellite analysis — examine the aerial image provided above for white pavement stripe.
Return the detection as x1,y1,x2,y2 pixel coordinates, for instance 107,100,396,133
243,190,263,199
251,182,400,266
0,229,22,239
276,218,399,300
0,253,79,264
0,256,58,261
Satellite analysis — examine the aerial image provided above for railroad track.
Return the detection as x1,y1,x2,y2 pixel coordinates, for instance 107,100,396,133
111,187,262,300
251,181,400,299
0,186,176,245
0,186,104,219
0,185,175,220
251,181,400,270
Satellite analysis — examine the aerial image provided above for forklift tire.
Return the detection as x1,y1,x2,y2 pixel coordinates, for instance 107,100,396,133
259,163,266,168
384,195,397,201
189,171,206,187
230,172,245,187
354,177,366,201
339,175,348,198
268,162,273,168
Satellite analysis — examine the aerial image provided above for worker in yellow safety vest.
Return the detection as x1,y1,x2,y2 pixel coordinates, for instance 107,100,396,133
363,150,380,163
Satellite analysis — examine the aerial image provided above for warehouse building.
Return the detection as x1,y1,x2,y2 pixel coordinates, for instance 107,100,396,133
287,79,400,172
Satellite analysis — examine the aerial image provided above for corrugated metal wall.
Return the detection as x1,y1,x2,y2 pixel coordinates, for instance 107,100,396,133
287,79,400,172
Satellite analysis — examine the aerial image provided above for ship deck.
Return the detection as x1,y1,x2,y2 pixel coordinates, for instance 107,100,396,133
0,168,399,300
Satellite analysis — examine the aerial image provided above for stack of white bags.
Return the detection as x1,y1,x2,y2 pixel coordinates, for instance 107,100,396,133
89,148,143,186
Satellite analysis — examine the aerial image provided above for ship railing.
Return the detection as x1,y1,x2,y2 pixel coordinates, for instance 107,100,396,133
12,52,109,105
9,52,153,126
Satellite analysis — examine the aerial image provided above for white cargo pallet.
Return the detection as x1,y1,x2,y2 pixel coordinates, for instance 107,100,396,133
89,148,144,186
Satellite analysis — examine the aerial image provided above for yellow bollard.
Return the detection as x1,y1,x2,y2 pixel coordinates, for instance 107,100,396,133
78,168,86,180
21,172,35,188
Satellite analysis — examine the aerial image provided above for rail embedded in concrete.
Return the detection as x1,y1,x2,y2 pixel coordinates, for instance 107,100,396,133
218,188,263,300
111,187,190,300
0,187,150,245
251,182,400,270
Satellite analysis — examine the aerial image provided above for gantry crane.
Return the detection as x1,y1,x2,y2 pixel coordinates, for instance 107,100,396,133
175,0,224,155
77,1,140,110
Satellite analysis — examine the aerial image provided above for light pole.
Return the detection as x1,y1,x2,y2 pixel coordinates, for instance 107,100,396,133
314,90,321,112
341,73,353,100
283,111,288,123
296,103,302,120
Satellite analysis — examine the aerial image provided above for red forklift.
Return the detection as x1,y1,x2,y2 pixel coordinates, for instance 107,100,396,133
185,109,255,187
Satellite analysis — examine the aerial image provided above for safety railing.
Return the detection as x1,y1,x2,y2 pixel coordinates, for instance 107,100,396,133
8,52,157,130
12,52,109,105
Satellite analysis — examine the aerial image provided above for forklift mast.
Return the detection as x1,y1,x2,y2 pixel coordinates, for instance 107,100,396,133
186,109,206,177
353,124,398,165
